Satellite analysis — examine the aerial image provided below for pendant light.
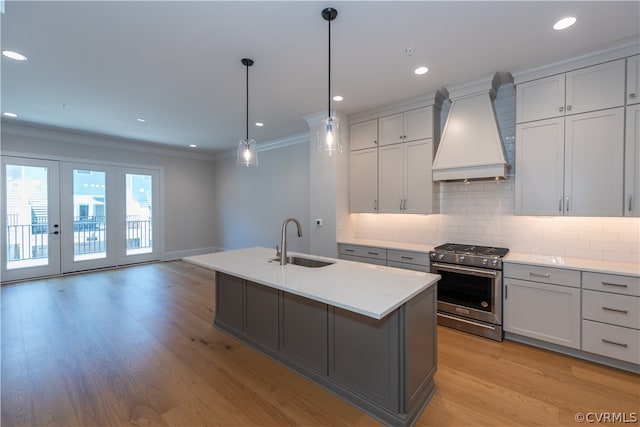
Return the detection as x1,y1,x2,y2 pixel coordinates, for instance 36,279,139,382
317,7,342,155
237,58,258,166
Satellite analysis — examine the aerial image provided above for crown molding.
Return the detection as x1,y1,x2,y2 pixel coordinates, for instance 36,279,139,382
347,88,448,125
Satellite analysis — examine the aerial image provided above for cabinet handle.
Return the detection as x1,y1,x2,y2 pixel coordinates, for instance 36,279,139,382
630,93,637,99
602,282,628,289
374,199,377,211
529,272,550,278
559,106,564,112
400,256,414,260
374,140,378,145
344,249,355,253
601,338,628,348
628,194,633,212
400,199,403,210
403,199,407,210
565,196,570,211
567,105,572,111
505,284,508,299
558,196,563,212
602,306,628,314
368,251,379,256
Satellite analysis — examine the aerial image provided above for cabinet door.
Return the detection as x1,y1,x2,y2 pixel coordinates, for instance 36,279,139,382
515,118,565,215
625,104,640,217
504,278,581,349
350,119,378,151
215,272,244,333
404,139,433,214
564,108,624,216
516,74,565,123
350,148,378,213
280,292,328,374
378,113,404,146
244,281,279,351
627,55,640,105
565,59,625,115
404,107,433,142
378,143,404,213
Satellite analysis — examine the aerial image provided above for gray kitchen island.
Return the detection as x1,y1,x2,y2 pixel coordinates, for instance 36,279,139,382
184,247,440,426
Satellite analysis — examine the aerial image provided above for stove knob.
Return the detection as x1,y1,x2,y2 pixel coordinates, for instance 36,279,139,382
481,258,488,266
437,254,445,261
459,256,465,263
430,253,436,258
491,259,498,267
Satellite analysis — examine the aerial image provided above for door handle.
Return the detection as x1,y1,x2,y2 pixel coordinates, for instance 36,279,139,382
49,231,59,235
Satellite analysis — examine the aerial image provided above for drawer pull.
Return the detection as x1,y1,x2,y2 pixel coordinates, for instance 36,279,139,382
529,272,550,278
601,338,628,348
601,282,628,289
368,251,379,256
400,256,414,260
344,249,355,253
602,306,628,314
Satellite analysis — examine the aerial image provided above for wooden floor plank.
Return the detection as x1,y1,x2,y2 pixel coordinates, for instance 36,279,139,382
2,260,638,427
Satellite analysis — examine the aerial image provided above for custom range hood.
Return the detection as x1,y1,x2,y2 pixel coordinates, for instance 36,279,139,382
432,72,512,181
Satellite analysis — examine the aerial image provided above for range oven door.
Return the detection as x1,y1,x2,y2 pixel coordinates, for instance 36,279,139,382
431,262,502,326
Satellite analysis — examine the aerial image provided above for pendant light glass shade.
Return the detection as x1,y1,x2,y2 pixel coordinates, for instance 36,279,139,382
237,58,258,167
316,115,341,155
237,138,258,166
317,7,342,155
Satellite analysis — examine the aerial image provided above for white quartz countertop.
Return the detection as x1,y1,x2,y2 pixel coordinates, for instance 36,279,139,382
184,247,439,320
338,238,435,253
505,252,640,277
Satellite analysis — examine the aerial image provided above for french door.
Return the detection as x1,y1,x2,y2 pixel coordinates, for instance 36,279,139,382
1,157,61,281
2,156,160,281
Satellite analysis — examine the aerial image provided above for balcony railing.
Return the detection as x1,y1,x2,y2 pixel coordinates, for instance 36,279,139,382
5,216,152,266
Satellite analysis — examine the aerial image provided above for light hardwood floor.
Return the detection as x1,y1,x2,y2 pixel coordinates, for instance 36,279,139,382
2,261,638,426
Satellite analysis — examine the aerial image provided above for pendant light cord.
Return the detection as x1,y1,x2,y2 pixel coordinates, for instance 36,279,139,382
245,62,249,141
327,14,331,119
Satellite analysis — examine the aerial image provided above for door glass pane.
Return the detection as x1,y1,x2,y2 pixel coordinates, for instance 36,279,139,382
125,173,152,255
73,169,106,261
5,165,50,269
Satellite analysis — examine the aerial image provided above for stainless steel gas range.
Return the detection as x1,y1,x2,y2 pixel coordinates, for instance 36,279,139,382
429,243,509,341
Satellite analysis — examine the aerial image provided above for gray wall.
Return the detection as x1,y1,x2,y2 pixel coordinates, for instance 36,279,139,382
1,122,217,259
210,142,310,253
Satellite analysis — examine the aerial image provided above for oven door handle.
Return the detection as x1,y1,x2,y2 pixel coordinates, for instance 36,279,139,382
431,262,498,277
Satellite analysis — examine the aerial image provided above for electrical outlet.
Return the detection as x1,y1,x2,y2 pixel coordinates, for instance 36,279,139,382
315,218,323,227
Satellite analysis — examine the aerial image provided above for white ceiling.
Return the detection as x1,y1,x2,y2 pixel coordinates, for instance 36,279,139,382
2,1,639,155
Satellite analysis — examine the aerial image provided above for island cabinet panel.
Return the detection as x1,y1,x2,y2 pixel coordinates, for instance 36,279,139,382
328,307,400,413
215,272,244,333
244,281,279,351
279,292,328,374
405,287,437,412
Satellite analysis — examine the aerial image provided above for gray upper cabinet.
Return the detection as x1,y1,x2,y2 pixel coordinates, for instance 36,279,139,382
350,148,378,213
350,119,378,151
625,104,640,217
627,55,640,105
378,107,433,146
516,59,626,123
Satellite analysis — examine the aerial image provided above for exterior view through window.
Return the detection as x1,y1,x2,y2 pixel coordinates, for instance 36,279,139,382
73,169,106,261
125,173,153,255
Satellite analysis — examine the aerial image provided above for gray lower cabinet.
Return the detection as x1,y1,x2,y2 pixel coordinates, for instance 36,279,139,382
213,271,437,427
279,292,328,374
244,281,279,351
329,307,400,412
215,272,243,333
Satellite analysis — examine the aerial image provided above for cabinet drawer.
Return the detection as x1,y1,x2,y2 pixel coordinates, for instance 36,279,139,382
339,254,387,266
386,261,430,273
583,290,640,329
582,319,640,365
503,263,580,287
338,244,386,261
582,272,640,296
387,249,429,267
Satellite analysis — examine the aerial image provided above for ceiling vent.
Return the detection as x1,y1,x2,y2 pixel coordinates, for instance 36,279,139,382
432,72,512,181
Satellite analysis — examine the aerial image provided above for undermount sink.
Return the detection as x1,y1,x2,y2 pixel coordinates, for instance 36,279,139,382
269,256,335,268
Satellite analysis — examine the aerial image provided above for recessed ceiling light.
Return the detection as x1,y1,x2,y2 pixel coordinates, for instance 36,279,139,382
189,144,197,148
3,112,18,118
554,16,576,30
136,118,146,122
332,95,343,102
255,122,264,127
414,66,429,75
2,50,27,61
